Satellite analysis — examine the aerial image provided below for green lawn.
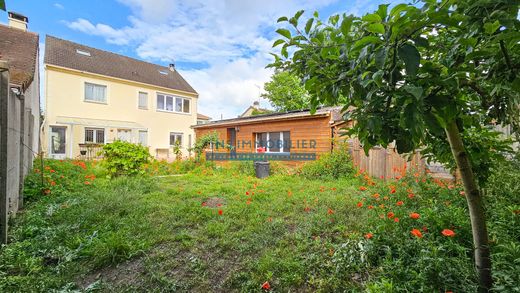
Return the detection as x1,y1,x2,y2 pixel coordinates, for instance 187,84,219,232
1,159,519,292
1,165,368,292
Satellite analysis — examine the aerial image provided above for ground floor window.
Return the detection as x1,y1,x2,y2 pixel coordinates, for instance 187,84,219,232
139,130,148,146
85,128,105,144
170,132,183,146
117,129,132,142
50,126,66,154
255,131,291,153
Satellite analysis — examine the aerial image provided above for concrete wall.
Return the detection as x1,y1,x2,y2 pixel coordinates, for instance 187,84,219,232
43,65,198,160
0,59,40,243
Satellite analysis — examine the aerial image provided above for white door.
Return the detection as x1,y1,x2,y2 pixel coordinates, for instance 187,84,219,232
49,126,67,159
117,129,132,142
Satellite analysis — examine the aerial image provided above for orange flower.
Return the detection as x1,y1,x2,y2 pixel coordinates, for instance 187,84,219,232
365,233,373,239
218,209,223,215
50,181,56,186
383,196,389,200
368,205,374,209
396,201,404,206
357,202,363,208
394,217,400,223
387,212,395,219
267,217,272,222
84,181,91,185
261,281,271,290
410,212,420,219
459,191,465,196
390,188,396,194
411,228,423,238
327,208,334,215
372,193,380,199
304,206,311,212
43,188,51,195
408,193,415,199
442,229,456,237
287,190,292,197
359,186,367,191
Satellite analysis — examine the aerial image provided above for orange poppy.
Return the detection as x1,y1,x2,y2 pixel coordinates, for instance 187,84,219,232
442,229,456,237
357,202,363,208
218,209,223,215
365,233,373,239
410,212,420,219
394,217,400,223
396,201,404,206
359,186,367,191
411,228,423,238
262,281,271,290
387,212,395,219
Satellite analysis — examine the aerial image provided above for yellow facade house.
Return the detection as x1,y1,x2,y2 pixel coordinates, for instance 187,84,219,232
42,36,198,160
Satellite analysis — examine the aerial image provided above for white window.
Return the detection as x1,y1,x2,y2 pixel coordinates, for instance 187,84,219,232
255,131,291,153
84,82,107,103
50,126,66,154
138,92,148,109
139,130,148,146
157,93,190,113
169,132,183,146
85,128,105,144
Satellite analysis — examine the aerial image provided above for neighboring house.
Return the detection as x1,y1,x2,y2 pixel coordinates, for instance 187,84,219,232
0,12,40,242
194,107,342,160
193,107,450,179
197,113,212,125
43,36,198,160
240,101,272,117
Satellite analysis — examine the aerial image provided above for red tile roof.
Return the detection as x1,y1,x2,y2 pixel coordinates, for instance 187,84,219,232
0,24,39,89
44,35,197,94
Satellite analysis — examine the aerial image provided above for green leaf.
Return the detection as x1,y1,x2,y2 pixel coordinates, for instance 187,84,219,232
0,0,5,11
483,20,500,35
362,13,382,23
276,28,292,39
373,70,384,87
272,39,285,47
305,18,314,34
374,47,387,69
294,10,305,21
398,43,421,76
377,4,389,20
277,16,288,23
403,84,423,99
340,16,353,36
367,23,385,34
390,4,408,18
353,36,382,51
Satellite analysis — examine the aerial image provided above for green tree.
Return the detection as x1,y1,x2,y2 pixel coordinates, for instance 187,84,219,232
270,0,519,291
262,71,310,111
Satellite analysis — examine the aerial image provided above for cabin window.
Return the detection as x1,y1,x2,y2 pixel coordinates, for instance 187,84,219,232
138,92,148,109
255,131,291,153
170,132,183,146
157,93,190,113
85,128,105,144
84,82,107,103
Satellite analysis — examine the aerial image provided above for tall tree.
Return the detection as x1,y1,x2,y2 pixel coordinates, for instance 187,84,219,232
262,71,310,111
270,0,519,291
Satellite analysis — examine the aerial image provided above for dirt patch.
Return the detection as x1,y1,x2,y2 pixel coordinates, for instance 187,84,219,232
203,197,226,208
78,257,145,290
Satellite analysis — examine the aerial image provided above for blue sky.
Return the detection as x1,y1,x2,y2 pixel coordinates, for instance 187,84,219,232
1,0,397,119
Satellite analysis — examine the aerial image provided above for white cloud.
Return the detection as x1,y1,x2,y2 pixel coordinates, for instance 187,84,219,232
65,0,339,119
53,3,64,10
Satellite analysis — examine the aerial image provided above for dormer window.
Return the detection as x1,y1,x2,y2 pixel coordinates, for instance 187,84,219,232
76,49,91,56
158,70,168,75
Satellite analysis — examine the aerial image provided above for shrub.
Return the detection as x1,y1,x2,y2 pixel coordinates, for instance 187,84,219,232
143,158,215,176
100,141,151,178
299,144,354,180
23,158,100,202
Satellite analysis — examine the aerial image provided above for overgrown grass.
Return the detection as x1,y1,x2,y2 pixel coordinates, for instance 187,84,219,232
0,157,518,292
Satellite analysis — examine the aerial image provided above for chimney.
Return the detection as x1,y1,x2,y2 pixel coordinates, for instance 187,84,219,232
253,101,260,109
8,12,28,31
169,63,175,71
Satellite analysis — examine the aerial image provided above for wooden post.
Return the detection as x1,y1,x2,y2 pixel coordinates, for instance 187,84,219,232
0,61,9,243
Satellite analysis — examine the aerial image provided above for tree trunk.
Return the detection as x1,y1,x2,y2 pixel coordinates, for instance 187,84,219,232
445,121,493,292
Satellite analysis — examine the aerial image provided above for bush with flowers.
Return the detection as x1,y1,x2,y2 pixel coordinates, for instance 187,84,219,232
328,156,520,292
23,158,101,202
